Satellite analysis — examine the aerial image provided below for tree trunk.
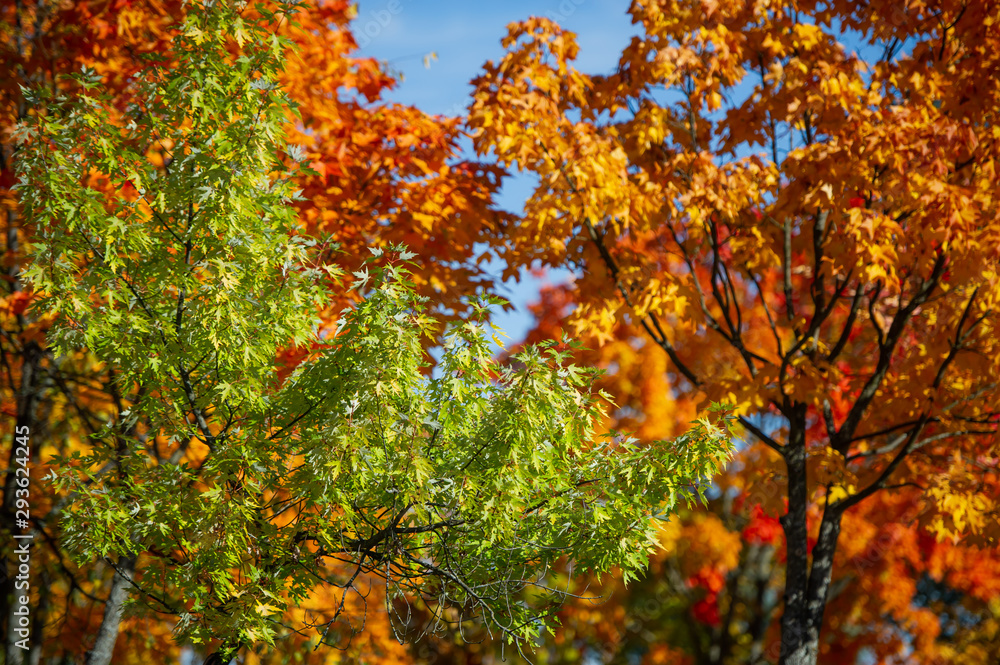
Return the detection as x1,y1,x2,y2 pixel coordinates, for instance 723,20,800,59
85,555,137,665
3,340,42,665
777,508,845,665
778,404,815,665
3,590,28,665
777,403,848,665
27,570,48,665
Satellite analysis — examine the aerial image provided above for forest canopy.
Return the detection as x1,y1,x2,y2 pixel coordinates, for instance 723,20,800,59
2,1,999,665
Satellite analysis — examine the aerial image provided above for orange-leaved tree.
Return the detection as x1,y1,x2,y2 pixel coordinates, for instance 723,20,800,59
465,2,1000,664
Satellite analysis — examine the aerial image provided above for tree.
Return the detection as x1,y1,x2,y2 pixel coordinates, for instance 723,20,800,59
9,2,732,663
0,1,188,665
465,2,1000,664
0,0,509,661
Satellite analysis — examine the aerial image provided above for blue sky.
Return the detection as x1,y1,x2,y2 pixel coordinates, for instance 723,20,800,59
352,0,642,343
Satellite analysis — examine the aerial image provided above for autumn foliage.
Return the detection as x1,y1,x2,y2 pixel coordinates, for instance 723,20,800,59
462,1,1000,664
4,0,1000,664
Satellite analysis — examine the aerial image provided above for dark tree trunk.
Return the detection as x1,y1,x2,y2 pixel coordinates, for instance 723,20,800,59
777,402,848,665
27,570,48,665
778,403,815,665
3,339,42,665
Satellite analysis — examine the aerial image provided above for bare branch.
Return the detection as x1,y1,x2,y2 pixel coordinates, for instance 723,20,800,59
738,415,784,454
